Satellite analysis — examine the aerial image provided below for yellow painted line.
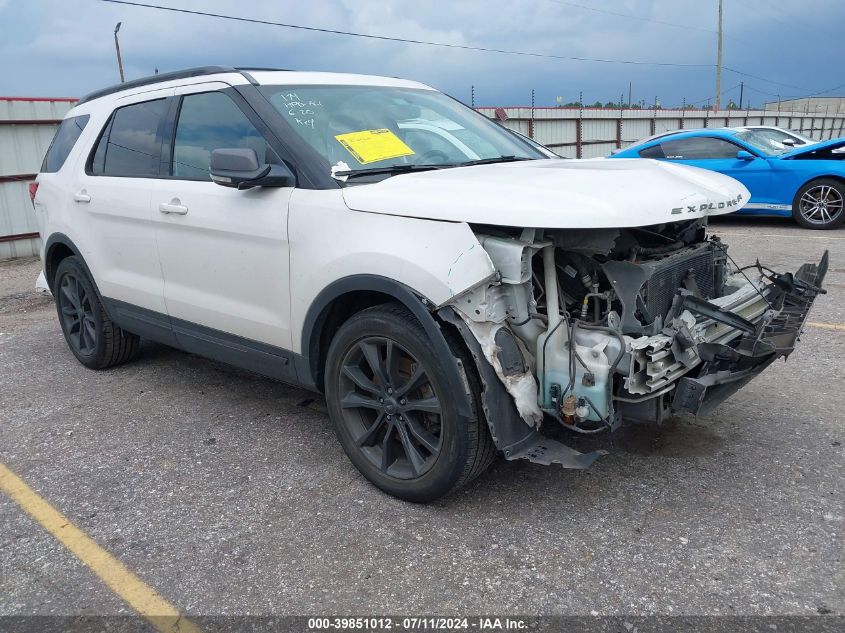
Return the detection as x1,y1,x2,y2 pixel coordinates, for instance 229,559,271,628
806,321,845,331
712,231,845,240
0,462,199,633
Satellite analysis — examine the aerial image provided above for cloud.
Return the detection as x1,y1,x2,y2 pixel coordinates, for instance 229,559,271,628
0,0,842,106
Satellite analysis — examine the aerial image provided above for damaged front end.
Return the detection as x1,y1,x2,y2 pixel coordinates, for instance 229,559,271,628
441,220,828,469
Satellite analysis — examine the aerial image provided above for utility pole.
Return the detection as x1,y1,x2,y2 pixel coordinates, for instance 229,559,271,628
738,81,744,110
628,80,632,108
114,22,125,83
714,0,723,111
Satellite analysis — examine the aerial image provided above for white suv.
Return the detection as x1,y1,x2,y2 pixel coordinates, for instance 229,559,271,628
33,67,827,501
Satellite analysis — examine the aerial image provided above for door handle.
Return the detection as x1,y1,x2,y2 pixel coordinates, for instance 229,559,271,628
159,200,188,215
73,191,91,203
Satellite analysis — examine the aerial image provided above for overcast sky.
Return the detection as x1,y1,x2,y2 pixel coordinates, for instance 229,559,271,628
1,0,843,107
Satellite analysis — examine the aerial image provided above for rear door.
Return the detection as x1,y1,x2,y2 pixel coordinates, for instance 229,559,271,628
73,88,173,314
151,82,295,355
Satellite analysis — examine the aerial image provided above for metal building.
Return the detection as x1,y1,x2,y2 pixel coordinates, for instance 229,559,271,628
765,97,845,114
0,97,76,260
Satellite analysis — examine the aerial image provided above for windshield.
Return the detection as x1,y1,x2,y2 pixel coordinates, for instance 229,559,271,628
258,85,544,175
751,127,815,145
735,131,792,156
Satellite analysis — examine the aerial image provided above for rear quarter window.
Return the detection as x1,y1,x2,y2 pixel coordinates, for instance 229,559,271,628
638,144,665,159
41,115,90,173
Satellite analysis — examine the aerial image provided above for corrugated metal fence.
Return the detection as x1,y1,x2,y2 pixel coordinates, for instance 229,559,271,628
2,99,845,260
477,107,845,158
0,97,76,260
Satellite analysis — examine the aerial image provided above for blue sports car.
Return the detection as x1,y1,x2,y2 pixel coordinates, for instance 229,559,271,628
612,128,845,229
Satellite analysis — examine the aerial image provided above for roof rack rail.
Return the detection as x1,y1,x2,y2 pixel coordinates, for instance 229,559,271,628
78,66,237,105
78,66,296,105
234,67,292,72
234,67,292,85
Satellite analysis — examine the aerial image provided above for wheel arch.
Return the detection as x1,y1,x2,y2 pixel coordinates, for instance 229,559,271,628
44,233,85,293
793,174,845,205
298,275,471,417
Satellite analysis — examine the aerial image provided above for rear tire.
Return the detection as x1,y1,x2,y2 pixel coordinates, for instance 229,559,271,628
792,178,845,229
324,304,495,502
54,256,140,369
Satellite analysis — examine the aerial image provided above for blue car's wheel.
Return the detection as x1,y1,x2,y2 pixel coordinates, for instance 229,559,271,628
793,179,845,230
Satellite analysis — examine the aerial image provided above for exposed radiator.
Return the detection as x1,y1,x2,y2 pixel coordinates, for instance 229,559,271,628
640,245,720,320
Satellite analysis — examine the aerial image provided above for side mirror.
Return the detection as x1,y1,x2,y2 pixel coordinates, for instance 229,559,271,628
210,148,294,189
781,138,797,147
736,150,755,161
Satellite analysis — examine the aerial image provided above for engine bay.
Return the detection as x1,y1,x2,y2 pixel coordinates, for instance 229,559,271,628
448,219,827,441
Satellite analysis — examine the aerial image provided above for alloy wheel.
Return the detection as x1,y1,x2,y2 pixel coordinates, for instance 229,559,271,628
799,184,844,226
58,273,97,355
337,337,443,479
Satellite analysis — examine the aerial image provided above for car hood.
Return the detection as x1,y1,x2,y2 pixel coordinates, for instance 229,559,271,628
780,137,845,158
341,158,749,228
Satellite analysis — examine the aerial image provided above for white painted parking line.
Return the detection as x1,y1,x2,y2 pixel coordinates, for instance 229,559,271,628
712,231,845,240
806,321,845,332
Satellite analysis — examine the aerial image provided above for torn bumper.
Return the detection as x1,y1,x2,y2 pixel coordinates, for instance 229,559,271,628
439,308,604,469
669,250,828,417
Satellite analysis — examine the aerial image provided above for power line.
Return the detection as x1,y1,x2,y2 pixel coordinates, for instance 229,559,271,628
741,84,789,99
733,0,842,53
98,0,713,68
723,70,845,100
734,0,821,35
98,0,839,100
544,0,834,93
688,83,741,106
544,0,750,48
743,81,845,101
721,66,812,92
545,0,717,35
812,83,845,97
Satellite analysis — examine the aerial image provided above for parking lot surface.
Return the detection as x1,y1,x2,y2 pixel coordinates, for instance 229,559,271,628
1,217,843,619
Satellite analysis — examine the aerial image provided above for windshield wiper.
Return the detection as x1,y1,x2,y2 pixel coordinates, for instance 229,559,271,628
454,155,535,167
333,156,534,180
333,164,446,179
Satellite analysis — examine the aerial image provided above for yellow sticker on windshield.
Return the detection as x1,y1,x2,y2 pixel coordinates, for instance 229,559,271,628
334,129,415,164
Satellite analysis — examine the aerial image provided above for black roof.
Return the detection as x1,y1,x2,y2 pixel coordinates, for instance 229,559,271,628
78,66,290,105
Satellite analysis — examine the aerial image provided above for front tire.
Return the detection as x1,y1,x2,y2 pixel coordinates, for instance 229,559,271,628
793,178,845,229
325,304,495,502
54,256,140,369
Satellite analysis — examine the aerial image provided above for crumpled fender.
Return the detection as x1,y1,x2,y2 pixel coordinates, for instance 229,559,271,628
439,307,603,469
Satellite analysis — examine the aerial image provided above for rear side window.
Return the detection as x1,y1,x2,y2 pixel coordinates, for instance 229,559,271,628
172,92,268,180
655,137,741,160
41,115,90,173
89,99,167,177
638,144,665,159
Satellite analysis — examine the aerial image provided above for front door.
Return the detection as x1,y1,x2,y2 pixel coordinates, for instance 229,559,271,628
151,83,295,362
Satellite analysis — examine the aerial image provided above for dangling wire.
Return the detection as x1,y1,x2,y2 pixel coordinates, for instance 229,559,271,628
709,237,775,310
